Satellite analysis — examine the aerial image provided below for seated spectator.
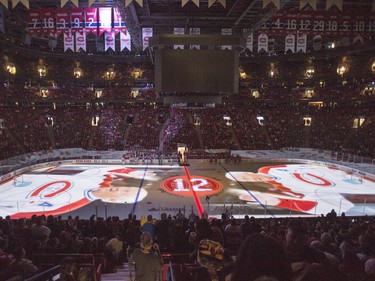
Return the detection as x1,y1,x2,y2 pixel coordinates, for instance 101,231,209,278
59,256,77,281
227,233,292,281
9,246,38,279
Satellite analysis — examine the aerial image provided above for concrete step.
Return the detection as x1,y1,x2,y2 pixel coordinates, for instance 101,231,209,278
100,263,135,281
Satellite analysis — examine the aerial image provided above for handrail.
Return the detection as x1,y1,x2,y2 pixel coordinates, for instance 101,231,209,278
24,265,60,281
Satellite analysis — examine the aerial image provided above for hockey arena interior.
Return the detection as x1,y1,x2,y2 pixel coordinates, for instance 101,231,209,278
0,0,375,280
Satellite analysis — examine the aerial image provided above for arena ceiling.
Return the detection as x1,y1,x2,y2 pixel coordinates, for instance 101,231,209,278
2,0,374,52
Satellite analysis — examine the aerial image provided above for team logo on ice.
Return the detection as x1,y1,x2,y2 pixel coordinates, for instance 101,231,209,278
161,176,222,197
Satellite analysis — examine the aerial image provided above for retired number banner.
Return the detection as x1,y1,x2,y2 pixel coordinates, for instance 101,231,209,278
40,8,55,35
113,7,126,35
56,8,69,36
71,8,83,33
28,9,41,35
98,7,112,36
86,8,98,36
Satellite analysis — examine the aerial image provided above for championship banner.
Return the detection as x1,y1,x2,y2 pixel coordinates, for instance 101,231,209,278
64,31,74,52
300,0,316,10
40,8,55,35
75,31,86,52
12,0,29,9
353,34,364,45
285,33,295,53
245,33,253,52
86,8,98,36
263,0,279,9
0,6,4,33
181,0,199,7
113,7,126,35
56,8,69,36
125,0,143,7
142,27,152,51
98,7,112,37
0,0,8,9
104,31,115,51
190,27,200,49
258,33,268,53
221,28,232,50
60,0,69,7
28,9,41,35
120,29,131,51
326,0,342,11
71,8,83,33
296,33,307,53
208,0,226,8
174,27,184,49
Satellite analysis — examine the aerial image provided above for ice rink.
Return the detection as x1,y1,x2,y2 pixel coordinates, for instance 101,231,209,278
1,161,375,219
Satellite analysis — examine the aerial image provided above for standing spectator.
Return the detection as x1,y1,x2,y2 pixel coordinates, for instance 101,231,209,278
155,213,171,252
132,231,163,281
142,215,157,240
31,216,51,246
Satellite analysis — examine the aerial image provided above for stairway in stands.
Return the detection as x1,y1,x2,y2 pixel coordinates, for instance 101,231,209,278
100,263,134,281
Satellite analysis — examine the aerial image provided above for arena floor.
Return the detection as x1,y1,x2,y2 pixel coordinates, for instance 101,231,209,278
1,161,375,219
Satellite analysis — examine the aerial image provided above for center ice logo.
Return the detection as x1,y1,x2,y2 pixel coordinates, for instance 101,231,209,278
161,176,223,197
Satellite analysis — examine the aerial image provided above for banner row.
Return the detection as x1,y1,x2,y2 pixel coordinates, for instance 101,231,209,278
28,7,126,36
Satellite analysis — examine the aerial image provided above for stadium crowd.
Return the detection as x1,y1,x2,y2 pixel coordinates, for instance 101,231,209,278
1,100,374,161
1,212,375,280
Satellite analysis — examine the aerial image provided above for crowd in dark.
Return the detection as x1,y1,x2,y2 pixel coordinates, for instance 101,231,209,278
1,212,375,281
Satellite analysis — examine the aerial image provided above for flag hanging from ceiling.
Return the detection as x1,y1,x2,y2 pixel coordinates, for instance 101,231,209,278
41,8,55,35
86,8,99,36
71,0,78,7
105,31,115,51
258,33,268,53
114,7,126,35
299,0,316,10
71,8,83,33
60,0,69,7
0,6,4,33
56,8,69,36
12,0,29,9
28,9,41,35
326,0,342,11
245,32,253,52
297,33,307,53
181,0,199,7
120,29,131,51
75,31,86,52
190,27,200,49
142,27,152,51
263,0,279,9
0,0,8,9
64,31,74,52
285,33,295,53
208,0,226,8
174,27,184,49
125,0,143,7
221,28,232,50
98,7,112,36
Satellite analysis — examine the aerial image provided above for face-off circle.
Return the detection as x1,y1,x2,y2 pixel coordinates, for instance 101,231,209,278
161,176,223,197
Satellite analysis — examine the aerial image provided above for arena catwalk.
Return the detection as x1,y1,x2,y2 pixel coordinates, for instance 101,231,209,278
1,161,375,219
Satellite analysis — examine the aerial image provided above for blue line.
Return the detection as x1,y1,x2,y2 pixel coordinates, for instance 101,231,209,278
130,163,148,216
220,163,275,218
